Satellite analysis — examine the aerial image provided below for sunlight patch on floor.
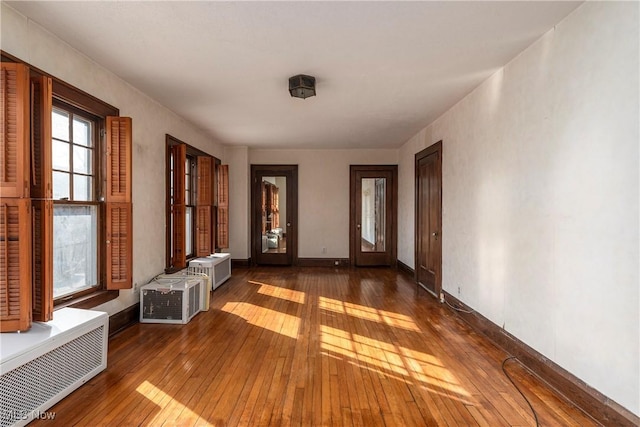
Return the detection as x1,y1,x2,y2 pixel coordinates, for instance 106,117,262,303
319,324,471,401
318,296,420,331
249,280,307,304
135,380,211,426
221,302,301,339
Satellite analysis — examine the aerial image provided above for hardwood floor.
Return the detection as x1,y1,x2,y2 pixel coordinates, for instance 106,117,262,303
34,267,599,426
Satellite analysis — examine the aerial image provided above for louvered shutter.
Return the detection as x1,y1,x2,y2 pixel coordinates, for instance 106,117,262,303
1,63,30,199
30,75,53,321
105,117,132,289
0,199,32,332
170,143,186,269
195,156,213,256
217,164,229,249
0,63,32,332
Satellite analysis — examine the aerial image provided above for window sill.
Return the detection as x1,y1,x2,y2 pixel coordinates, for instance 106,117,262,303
55,290,119,311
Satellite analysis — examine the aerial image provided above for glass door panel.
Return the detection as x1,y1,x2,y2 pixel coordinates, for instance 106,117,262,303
261,176,287,255
361,177,386,252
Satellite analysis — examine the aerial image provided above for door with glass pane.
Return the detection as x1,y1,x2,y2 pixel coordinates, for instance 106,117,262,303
251,165,298,265
350,165,397,267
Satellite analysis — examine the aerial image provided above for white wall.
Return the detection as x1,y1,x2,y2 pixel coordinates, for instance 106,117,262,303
398,2,639,415
248,149,398,259
2,4,224,316
225,146,250,260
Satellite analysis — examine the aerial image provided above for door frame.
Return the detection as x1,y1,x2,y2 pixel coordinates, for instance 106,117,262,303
415,141,443,298
349,165,398,267
251,164,298,266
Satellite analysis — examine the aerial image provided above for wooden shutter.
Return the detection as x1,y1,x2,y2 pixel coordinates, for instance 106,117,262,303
0,199,32,332
31,75,53,321
31,200,52,321
105,203,132,289
106,117,132,203
170,143,186,269
1,62,30,199
195,156,213,256
217,164,229,249
105,117,132,289
0,63,32,332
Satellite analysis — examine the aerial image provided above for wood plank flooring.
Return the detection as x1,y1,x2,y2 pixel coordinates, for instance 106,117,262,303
33,267,599,426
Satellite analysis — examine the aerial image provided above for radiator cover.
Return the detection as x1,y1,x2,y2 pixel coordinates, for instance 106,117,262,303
0,308,108,427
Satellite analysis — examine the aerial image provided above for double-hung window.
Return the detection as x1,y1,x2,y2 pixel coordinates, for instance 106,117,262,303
184,155,196,259
51,103,99,300
0,59,133,332
165,135,228,272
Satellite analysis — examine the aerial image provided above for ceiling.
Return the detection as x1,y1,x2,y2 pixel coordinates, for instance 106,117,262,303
6,1,581,149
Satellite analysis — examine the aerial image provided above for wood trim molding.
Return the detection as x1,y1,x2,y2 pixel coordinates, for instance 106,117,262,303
108,303,139,338
442,291,640,427
232,258,251,268
58,290,119,310
396,260,415,277
297,258,350,268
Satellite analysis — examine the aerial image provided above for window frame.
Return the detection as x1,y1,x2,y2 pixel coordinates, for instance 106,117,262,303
1,53,132,329
51,84,120,308
27,54,122,309
165,134,221,273
51,99,103,305
185,154,196,259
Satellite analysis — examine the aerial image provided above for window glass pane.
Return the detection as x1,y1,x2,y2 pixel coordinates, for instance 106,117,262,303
73,145,92,174
73,175,93,201
53,171,70,200
52,109,69,140
361,178,386,252
52,139,70,171
53,205,98,298
186,206,193,255
73,117,91,147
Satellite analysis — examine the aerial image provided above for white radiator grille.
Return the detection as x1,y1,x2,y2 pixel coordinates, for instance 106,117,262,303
0,326,105,427
214,261,230,285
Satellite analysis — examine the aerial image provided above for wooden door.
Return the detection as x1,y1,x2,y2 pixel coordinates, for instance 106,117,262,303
350,165,397,267
251,165,298,266
416,142,442,298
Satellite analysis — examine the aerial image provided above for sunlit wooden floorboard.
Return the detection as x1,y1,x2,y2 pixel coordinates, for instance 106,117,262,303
32,267,600,426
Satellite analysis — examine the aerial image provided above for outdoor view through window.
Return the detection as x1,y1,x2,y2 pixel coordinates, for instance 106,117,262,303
51,106,98,299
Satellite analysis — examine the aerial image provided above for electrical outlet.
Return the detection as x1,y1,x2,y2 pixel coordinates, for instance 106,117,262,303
457,286,461,296
322,247,327,254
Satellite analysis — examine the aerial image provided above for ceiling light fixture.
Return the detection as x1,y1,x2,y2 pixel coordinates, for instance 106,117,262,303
289,74,316,99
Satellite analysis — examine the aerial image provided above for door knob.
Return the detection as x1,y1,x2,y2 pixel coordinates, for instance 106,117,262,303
287,222,291,227
432,231,438,240
357,224,361,229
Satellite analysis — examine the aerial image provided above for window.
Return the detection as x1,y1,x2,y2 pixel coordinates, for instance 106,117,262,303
165,135,227,272
185,155,196,258
51,103,100,300
0,59,132,332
